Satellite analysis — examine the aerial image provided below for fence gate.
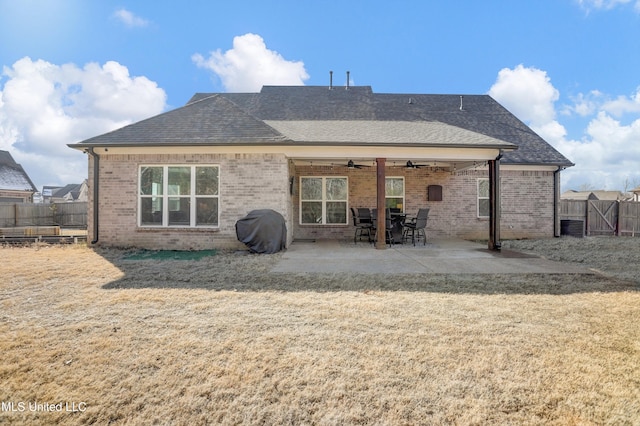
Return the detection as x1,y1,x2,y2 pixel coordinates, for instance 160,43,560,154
587,200,618,235
618,201,640,236
560,200,640,237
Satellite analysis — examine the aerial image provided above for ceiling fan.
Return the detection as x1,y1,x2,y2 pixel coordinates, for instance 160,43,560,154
346,160,371,169
404,160,428,169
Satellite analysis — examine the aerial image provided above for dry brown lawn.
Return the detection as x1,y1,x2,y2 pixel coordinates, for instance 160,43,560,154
1,237,639,425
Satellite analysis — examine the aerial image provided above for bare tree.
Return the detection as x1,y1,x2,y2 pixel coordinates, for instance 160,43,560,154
623,176,640,193
578,182,596,191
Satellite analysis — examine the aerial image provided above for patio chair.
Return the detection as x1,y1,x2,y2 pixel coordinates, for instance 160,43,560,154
351,207,373,243
402,208,429,246
357,208,373,225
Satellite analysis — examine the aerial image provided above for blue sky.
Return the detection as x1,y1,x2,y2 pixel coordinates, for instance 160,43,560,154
1,0,640,192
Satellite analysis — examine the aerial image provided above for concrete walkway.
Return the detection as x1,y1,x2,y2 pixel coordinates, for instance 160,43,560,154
271,239,592,274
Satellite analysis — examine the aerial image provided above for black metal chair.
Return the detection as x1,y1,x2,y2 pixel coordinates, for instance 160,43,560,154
351,207,373,243
357,208,373,226
402,208,429,246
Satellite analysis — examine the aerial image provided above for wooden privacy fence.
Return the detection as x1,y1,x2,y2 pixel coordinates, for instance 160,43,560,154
560,200,640,236
0,202,87,228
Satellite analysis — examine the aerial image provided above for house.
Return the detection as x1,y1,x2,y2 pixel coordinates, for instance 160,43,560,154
631,186,640,202
561,190,626,201
0,150,37,203
48,181,89,203
68,85,573,250
41,185,62,203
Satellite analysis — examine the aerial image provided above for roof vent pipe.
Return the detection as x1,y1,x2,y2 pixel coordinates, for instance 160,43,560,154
459,95,464,111
346,71,350,90
329,70,333,90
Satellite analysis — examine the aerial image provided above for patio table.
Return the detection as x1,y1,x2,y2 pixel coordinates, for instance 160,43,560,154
389,213,406,244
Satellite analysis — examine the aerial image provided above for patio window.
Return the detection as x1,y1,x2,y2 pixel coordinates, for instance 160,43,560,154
385,177,404,211
477,178,490,218
139,165,219,227
300,177,348,225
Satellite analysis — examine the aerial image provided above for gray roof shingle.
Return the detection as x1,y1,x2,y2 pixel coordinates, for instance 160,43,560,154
75,94,288,146
0,150,37,192
52,183,82,200
264,120,514,148
70,86,573,167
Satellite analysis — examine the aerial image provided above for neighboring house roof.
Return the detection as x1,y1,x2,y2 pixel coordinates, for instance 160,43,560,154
51,181,87,201
42,185,62,197
51,180,87,201
0,150,37,192
561,190,626,201
69,86,573,167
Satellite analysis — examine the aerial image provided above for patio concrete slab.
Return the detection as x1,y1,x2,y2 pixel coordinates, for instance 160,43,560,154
270,239,592,274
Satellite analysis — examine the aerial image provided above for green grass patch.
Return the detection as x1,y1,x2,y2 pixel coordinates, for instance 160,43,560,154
123,249,217,261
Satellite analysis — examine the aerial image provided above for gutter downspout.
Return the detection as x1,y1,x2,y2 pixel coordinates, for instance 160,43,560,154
553,166,563,237
488,151,503,251
86,148,99,244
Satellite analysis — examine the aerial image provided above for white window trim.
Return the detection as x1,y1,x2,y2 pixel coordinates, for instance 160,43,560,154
138,164,220,228
385,176,405,212
299,176,349,225
477,178,489,218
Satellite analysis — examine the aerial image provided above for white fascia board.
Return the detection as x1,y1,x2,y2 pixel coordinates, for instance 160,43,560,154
85,145,504,162
500,164,563,172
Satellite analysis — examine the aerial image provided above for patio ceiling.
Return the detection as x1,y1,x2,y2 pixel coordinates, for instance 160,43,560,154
290,158,483,173
286,143,509,172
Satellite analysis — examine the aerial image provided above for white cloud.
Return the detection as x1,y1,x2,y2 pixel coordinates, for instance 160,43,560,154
601,88,640,116
488,64,563,137
489,64,640,191
0,57,166,187
556,112,640,190
192,33,309,92
562,90,603,117
576,0,640,12
113,8,149,28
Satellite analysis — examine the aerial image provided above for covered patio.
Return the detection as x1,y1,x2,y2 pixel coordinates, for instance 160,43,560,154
289,153,510,251
271,239,592,274
274,118,517,251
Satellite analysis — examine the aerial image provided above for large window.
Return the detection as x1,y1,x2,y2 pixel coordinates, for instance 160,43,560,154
477,178,490,218
386,177,404,211
300,177,348,224
139,165,219,227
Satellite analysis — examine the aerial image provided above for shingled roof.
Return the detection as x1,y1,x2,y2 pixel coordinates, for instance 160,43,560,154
70,86,573,167
0,150,37,192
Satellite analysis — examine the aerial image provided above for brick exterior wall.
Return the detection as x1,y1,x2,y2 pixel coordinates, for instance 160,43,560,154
292,165,555,241
87,154,555,249
500,169,556,239
88,153,292,250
